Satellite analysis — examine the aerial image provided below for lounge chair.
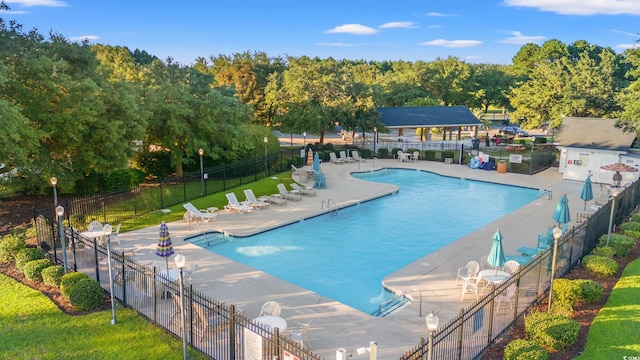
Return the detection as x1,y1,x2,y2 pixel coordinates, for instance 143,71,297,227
339,150,355,163
243,189,270,209
329,152,344,164
517,229,552,257
277,183,303,201
290,183,317,197
183,203,218,223
261,195,287,206
224,192,253,214
352,151,365,163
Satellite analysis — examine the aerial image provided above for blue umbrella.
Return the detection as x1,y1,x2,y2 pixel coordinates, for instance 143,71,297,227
580,176,593,210
313,152,321,172
552,194,571,225
488,229,506,272
156,221,174,272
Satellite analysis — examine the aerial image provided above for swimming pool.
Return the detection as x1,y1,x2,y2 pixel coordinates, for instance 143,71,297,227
194,169,538,314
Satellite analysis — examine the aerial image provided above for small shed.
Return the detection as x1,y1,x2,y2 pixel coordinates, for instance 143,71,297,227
555,117,639,184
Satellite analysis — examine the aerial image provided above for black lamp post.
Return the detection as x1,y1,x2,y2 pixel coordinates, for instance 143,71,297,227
264,137,269,175
103,223,117,324
198,148,204,197
373,127,377,154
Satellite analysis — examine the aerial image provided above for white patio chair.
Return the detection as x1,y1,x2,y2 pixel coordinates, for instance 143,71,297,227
496,284,517,310
259,301,281,317
456,261,480,286
461,272,483,301
290,319,312,348
503,260,520,275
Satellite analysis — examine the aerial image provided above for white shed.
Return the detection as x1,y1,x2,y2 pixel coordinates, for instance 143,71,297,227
555,117,640,185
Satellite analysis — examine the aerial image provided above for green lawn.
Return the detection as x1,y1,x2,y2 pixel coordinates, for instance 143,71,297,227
576,258,640,359
0,273,207,360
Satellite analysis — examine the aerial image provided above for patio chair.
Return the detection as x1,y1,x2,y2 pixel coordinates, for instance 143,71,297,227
109,224,136,257
339,150,355,163
496,283,517,310
456,261,480,286
503,260,520,275
290,319,312,348
351,150,365,163
517,229,552,257
224,193,253,214
329,152,344,164
479,255,493,270
290,183,317,197
87,220,103,231
259,301,281,317
411,151,419,162
243,189,270,209
183,203,219,222
193,302,228,338
461,272,483,300
277,184,302,201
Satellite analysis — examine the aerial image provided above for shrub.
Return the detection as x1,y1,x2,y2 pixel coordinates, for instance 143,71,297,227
582,255,618,277
631,213,640,223
619,221,640,239
391,147,402,159
42,265,65,287
360,148,372,158
525,311,579,351
503,339,549,360
60,272,91,298
377,148,388,159
576,279,604,303
442,150,455,160
551,278,580,310
68,278,104,311
0,234,26,263
22,258,52,281
591,246,615,258
424,150,436,161
598,234,634,257
14,248,44,272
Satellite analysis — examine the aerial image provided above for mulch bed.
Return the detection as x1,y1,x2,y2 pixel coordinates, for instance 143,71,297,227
480,242,640,359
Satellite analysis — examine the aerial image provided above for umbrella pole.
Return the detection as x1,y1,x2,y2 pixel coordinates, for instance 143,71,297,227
165,258,169,272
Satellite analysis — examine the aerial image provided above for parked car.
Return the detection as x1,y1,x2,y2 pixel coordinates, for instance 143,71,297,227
499,126,529,137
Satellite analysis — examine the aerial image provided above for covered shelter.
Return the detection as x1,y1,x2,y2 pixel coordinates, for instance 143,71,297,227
555,117,640,183
377,106,483,142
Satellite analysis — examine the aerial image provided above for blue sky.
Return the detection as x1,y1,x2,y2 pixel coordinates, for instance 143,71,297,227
2,0,640,66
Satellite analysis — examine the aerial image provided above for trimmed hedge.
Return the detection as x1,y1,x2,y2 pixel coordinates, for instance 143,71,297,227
619,221,640,239
0,234,26,263
551,279,580,310
68,278,104,311
14,248,44,272
591,246,615,258
525,311,579,351
60,272,91,298
22,258,52,281
42,265,65,287
582,255,618,277
598,234,634,257
575,279,604,303
503,339,549,360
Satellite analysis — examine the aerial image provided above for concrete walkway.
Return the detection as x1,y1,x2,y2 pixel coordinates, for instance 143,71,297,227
118,159,586,358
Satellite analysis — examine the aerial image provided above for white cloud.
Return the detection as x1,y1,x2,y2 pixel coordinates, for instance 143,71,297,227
426,12,452,17
6,0,68,7
69,35,99,42
0,9,27,14
610,29,640,37
503,0,640,15
326,24,378,35
379,21,417,29
317,42,356,47
616,43,640,49
421,39,482,47
500,31,547,44
427,25,442,29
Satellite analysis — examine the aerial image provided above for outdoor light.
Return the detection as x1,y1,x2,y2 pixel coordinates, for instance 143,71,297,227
425,311,439,360
606,192,618,246
547,226,563,313
198,148,204,197
103,223,117,325
55,205,67,274
373,127,377,154
174,252,188,359
50,177,58,206
529,137,536,174
264,136,269,176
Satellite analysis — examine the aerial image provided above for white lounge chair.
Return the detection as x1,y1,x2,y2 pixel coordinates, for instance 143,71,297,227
352,151,365,163
243,189,270,209
277,183,302,201
329,152,344,164
339,151,355,163
224,193,253,214
290,183,317,197
183,203,218,223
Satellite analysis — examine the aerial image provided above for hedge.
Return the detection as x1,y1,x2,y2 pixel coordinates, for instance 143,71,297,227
582,255,618,277
503,339,549,360
0,234,26,263
42,265,65,287
68,278,104,311
60,272,91,298
525,311,580,351
14,248,44,272
22,258,52,282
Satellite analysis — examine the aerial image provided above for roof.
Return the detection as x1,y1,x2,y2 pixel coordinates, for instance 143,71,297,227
555,117,636,151
377,106,482,128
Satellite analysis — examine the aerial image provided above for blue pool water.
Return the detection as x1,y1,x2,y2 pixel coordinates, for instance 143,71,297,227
195,169,538,314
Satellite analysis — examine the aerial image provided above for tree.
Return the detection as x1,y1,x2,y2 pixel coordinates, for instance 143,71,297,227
470,64,516,112
424,56,473,106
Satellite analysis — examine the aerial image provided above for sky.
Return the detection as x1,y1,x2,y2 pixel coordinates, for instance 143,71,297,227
2,0,640,66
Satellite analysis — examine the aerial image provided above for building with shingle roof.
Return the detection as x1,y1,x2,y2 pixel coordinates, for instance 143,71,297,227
377,106,482,140
555,117,639,183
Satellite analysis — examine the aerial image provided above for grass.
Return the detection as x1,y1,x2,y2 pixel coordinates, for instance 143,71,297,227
0,273,207,360
575,258,640,359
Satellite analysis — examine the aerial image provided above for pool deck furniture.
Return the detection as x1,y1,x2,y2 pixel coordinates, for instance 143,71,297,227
183,203,218,223
243,189,270,209
290,183,317,197
277,183,303,201
224,193,253,214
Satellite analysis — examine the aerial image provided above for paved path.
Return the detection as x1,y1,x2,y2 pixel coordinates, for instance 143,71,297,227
118,159,585,358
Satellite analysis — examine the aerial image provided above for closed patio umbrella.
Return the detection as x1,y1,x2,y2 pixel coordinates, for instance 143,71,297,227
307,148,314,166
313,152,321,172
580,176,593,210
156,221,174,272
552,194,571,226
488,229,506,273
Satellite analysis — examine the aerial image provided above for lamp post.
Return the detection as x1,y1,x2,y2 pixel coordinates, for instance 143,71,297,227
50,177,59,206
606,192,618,246
55,205,68,273
373,127,377,154
425,311,439,360
103,223,117,324
175,253,188,360
529,136,536,174
264,136,269,176
547,225,563,313
198,149,204,197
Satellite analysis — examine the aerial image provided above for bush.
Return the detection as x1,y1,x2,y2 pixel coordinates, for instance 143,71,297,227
60,272,91,298
582,255,618,277
68,278,104,311
377,148,388,159
525,311,580,351
391,147,402,159
22,258,52,281
14,248,44,272
424,150,436,161
442,150,455,160
551,278,580,310
360,148,372,158
0,234,26,263
42,265,65,287
631,213,640,223
619,221,640,239
591,246,615,258
598,234,634,257
576,279,604,303
503,339,549,360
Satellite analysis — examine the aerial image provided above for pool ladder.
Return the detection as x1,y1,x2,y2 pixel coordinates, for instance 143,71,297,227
322,199,338,216
537,189,553,200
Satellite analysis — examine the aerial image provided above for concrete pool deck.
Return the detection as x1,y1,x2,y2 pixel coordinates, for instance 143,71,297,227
118,159,587,358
